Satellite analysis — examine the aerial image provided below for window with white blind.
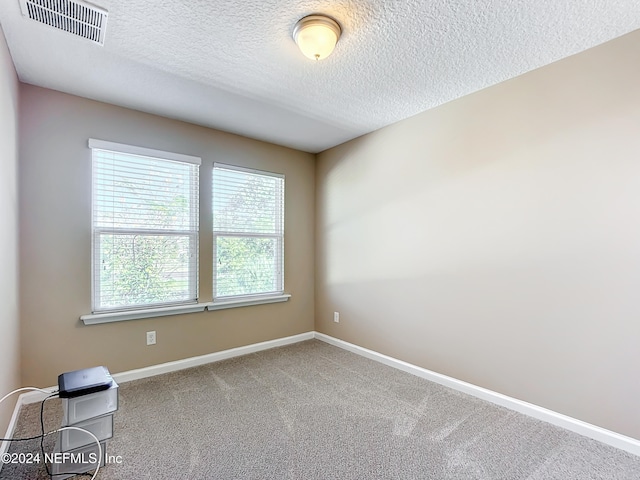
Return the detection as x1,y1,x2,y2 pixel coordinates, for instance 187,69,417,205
90,139,200,313
212,163,284,299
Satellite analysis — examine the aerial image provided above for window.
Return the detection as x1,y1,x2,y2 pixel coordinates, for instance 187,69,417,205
90,139,200,313
212,163,284,299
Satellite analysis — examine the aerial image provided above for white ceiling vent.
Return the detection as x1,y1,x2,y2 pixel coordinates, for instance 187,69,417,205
19,0,108,45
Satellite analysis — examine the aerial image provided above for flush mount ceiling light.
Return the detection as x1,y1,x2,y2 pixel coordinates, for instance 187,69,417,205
293,14,341,61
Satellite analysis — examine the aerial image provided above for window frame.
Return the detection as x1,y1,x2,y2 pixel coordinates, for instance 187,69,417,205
81,146,291,326
88,139,201,314
211,162,285,302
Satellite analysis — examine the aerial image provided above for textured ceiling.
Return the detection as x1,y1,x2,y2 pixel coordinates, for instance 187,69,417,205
1,1,639,152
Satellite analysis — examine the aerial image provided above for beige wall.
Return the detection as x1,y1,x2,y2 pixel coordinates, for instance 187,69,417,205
316,30,640,439
0,25,20,435
19,85,315,387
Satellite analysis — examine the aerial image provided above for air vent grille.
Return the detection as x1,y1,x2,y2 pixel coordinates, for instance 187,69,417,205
19,0,108,45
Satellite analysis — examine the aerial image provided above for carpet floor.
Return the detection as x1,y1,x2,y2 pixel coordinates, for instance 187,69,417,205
2,339,639,479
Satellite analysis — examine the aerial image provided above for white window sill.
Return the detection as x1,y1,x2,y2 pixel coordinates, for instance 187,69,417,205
81,294,291,325
81,304,207,325
206,294,291,311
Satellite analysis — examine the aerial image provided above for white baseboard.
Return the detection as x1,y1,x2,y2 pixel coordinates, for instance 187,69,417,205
5,330,639,463
314,332,640,457
1,396,24,460
18,331,315,405
0,387,58,475
113,331,314,383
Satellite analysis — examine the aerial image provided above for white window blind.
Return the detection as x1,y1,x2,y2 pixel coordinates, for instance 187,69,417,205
212,163,284,299
90,139,200,313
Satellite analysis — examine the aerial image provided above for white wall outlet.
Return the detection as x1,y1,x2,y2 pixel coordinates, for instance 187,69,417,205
333,312,340,323
146,331,156,345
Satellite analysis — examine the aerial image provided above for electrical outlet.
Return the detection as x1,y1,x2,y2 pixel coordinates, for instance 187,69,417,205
333,312,340,323
146,331,156,345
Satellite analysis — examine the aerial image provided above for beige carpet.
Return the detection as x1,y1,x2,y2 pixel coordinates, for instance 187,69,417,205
2,339,640,479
